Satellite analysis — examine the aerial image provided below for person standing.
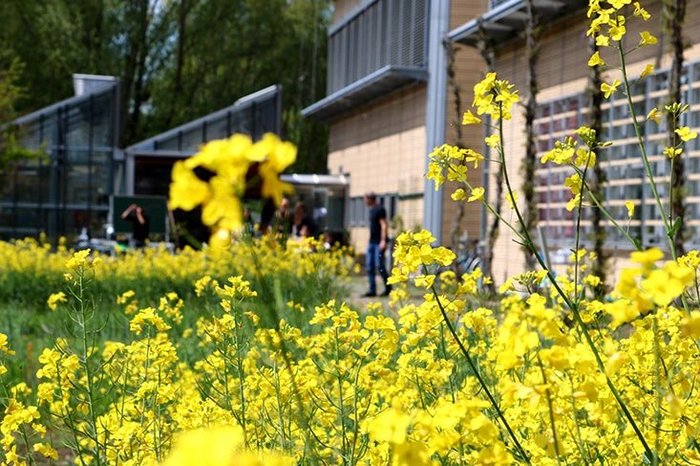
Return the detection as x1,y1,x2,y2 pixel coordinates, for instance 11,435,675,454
121,203,150,248
363,192,391,297
292,201,317,239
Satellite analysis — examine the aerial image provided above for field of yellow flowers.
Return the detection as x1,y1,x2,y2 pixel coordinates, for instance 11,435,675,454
2,233,700,465
4,0,700,464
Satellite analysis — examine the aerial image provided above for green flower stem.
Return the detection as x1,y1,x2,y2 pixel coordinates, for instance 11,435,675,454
232,304,248,446
536,355,562,465
616,42,676,257
76,267,103,466
246,243,320,464
494,103,655,460
576,170,642,250
19,424,37,466
55,359,88,466
573,148,594,303
616,37,691,316
426,271,531,464
334,328,349,462
652,316,662,466
447,166,527,244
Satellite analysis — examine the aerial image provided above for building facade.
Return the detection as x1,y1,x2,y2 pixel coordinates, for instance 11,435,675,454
451,0,700,281
2,80,284,243
303,0,488,251
0,75,121,240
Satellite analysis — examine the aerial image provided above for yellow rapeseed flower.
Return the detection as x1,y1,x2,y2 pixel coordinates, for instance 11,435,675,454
46,292,67,311
638,31,657,46
646,107,661,123
65,249,90,270
587,51,605,67
468,187,485,202
462,110,481,125
676,126,698,142
601,79,621,99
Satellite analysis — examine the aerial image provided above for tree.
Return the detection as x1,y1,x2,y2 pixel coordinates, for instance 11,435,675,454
477,27,500,289
145,0,330,172
663,0,688,255
0,56,45,201
587,36,608,296
521,0,539,270
1,0,330,172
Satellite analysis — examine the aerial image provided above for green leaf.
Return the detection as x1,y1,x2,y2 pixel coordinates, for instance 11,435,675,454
668,216,683,238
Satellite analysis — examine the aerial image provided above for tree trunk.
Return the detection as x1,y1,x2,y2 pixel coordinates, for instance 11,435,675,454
477,26,499,288
164,0,191,128
665,0,687,256
521,0,539,270
588,37,608,296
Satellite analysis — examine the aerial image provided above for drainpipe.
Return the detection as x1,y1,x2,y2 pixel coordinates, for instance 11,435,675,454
424,0,450,243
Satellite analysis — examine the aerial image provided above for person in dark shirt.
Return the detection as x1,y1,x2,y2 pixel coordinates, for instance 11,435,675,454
121,203,150,248
363,192,391,297
292,201,317,238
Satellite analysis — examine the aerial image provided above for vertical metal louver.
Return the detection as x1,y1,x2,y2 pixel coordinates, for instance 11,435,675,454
327,0,430,94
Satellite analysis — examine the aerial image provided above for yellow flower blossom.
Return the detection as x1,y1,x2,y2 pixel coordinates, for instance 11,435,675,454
33,443,59,460
0,333,14,356
638,31,657,46
468,187,485,202
46,291,67,311
65,249,90,270
587,51,605,67
681,312,700,338
462,110,481,125
634,2,650,20
646,107,661,123
368,408,411,444
640,63,654,78
451,188,466,201
664,146,683,158
601,79,621,99
676,126,698,142
485,134,500,148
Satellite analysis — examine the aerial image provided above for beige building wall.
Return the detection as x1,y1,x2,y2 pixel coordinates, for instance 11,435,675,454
326,0,491,252
328,86,427,251
442,0,489,247
332,0,359,23
486,0,700,284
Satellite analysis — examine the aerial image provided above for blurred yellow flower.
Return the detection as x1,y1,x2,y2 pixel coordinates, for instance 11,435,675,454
46,292,67,311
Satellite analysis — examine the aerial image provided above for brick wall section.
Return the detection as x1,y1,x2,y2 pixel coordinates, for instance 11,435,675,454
441,0,489,247
328,86,427,251
487,0,700,283
450,0,488,29
332,0,362,24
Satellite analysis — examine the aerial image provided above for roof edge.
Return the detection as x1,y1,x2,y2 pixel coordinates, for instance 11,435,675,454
301,65,428,121
125,85,280,154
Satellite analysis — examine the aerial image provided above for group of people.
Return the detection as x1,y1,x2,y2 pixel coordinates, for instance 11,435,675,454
121,194,393,299
255,197,319,240
264,192,392,298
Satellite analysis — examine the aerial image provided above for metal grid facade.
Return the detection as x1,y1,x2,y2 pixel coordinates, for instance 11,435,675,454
534,60,700,250
125,85,282,196
0,82,120,240
327,0,429,94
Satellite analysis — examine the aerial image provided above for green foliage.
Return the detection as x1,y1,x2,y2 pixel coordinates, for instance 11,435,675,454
0,55,46,175
0,0,331,171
